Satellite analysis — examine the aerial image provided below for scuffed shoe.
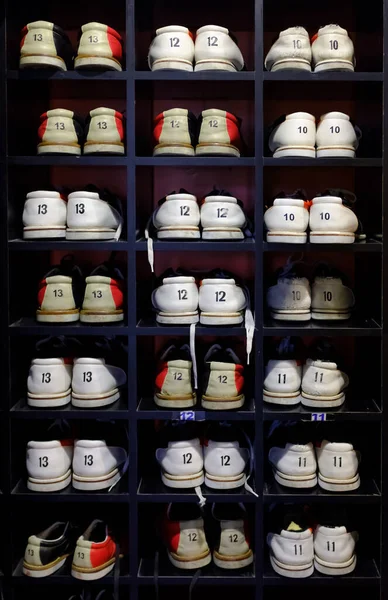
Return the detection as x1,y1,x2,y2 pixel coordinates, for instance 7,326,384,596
84,107,125,155
26,438,73,492
23,522,74,577
316,112,360,158
195,26,244,72
72,520,118,580
204,423,250,490
266,264,311,321
312,25,355,72
314,509,358,575
36,256,83,323
156,422,204,489
152,190,200,239
162,504,211,569
311,264,355,320
309,189,359,244
80,262,125,323
148,26,194,72
201,344,245,410
264,189,309,243
265,27,311,72
75,22,123,71
72,439,128,491
27,337,73,407
316,440,360,492
196,109,242,157
66,186,123,241
19,21,72,71
263,337,303,405
37,109,83,156
199,269,248,325
268,112,316,158
23,190,67,240
152,269,199,325
201,189,248,240
212,504,254,569
154,343,196,408
153,109,197,156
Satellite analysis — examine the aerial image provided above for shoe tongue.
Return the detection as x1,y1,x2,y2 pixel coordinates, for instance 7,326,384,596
83,519,106,542
205,344,239,364
273,336,303,359
161,343,191,362
309,337,336,362
313,263,345,283
35,336,82,358
169,503,201,522
158,267,193,283
287,521,303,532
90,262,123,280
318,188,356,208
275,189,307,201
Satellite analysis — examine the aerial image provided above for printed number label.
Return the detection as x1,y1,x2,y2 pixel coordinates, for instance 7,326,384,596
88,36,99,43
75,203,85,214
284,213,295,221
327,541,336,551
178,289,188,300
37,204,47,214
179,411,195,421
188,533,197,541
333,457,342,467
294,544,303,555
311,413,327,421
55,122,65,130
53,289,63,297
39,456,49,467
215,291,226,302
229,534,238,542
209,120,218,127
83,371,92,382
33,34,43,41
27,549,34,556
183,452,192,464
98,122,107,129
298,457,307,467
84,455,94,466
92,290,103,298
169,37,180,47
320,212,330,220
41,373,51,383
180,206,190,216
171,120,180,128
314,372,323,383
323,291,332,301
218,375,227,383
330,40,339,50
292,290,301,300
293,39,302,49
278,373,286,384
173,372,183,380
297,126,308,134
221,455,231,466
207,36,218,46
217,208,228,218
330,126,340,133
78,551,85,559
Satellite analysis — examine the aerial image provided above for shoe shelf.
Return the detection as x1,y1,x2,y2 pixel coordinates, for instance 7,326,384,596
263,479,381,504
135,71,256,81
137,477,257,503
136,318,247,336
263,398,382,421
8,239,128,251
263,158,383,167
263,240,382,253
11,479,130,502
263,558,380,585
135,157,255,167
7,70,128,81
264,72,384,82
11,558,131,584
8,156,128,167
138,557,255,584
10,398,129,420
135,239,256,251
9,318,129,336
136,397,255,420
263,317,382,336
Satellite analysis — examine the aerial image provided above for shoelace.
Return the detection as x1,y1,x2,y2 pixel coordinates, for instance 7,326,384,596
241,429,258,497
190,323,198,390
145,215,155,272
242,286,254,364
108,428,130,491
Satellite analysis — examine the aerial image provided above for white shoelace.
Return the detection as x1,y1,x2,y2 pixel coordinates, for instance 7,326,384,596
145,216,155,272
242,286,255,364
195,485,206,507
190,323,198,389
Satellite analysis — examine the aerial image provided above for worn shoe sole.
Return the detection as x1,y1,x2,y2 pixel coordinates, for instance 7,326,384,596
154,392,197,408
23,554,70,577
71,388,121,408
36,309,80,323
80,310,124,323
27,469,72,492
168,549,211,570
161,469,204,488
318,472,360,492
213,548,253,569
270,554,314,578
27,388,71,408
201,393,245,410
273,467,317,489
72,557,116,580
314,554,356,575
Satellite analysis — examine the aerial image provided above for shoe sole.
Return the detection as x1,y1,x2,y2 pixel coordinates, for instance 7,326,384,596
23,227,66,239
72,467,123,491
316,147,355,158
157,227,200,239
263,390,302,405
270,59,311,72
27,389,71,408
273,468,317,489
27,469,72,492
201,394,245,410
314,60,354,73
153,144,195,157
74,56,122,71
310,232,355,244
314,555,356,576
318,472,360,492
23,555,69,577
213,549,253,569
311,310,351,320
161,470,204,488
270,310,311,321
194,60,237,72
152,59,193,71
205,472,245,490
202,229,244,240
195,143,240,157
266,232,307,243
80,310,124,323
71,389,121,408
270,554,314,578
66,229,118,240
154,393,197,408
83,143,124,155
71,557,116,580
301,391,345,408
168,550,212,570
200,312,244,325
20,55,66,70
156,311,199,325
37,144,81,155
36,309,80,323
273,146,315,158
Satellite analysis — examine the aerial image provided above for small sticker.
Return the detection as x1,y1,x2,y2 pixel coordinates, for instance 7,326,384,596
179,411,195,421
311,413,327,422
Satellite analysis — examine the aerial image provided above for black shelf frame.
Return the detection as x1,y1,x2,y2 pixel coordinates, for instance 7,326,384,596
1,0,387,597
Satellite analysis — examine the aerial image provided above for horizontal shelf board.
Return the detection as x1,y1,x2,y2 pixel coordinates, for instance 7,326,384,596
9,318,129,336
138,477,257,502
264,158,382,167
263,317,381,336
9,239,128,251
263,398,381,421
135,71,255,81
136,238,255,251
8,70,127,80
263,558,380,585
8,156,127,166
136,318,246,336
12,558,130,582
264,72,383,82
135,157,255,167
12,479,129,501
138,557,255,584
137,397,255,420
264,478,381,503
11,398,129,419
263,240,382,252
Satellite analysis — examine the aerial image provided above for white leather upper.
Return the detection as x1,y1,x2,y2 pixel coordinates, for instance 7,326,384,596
153,194,200,229
311,277,355,311
312,25,354,68
204,440,248,477
73,440,127,477
269,443,317,477
316,440,358,480
265,27,311,70
159,360,193,396
40,109,78,145
217,519,250,556
302,359,349,396
267,277,311,311
23,191,67,228
199,278,246,313
21,21,57,59
27,440,73,480
86,107,122,144
264,199,309,233
156,438,203,475
200,196,246,229
267,528,314,566
309,196,358,233
28,358,72,395
174,518,209,556
264,359,302,393
67,191,121,231
195,25,244,70
40,275,76,311
152,276,199,313
82,276,118,311
314,525,358,564
77,23,120,60
198,109,235,146
148,26,195,69
316,112,358,151
269,112,316,153
72,357,126,395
